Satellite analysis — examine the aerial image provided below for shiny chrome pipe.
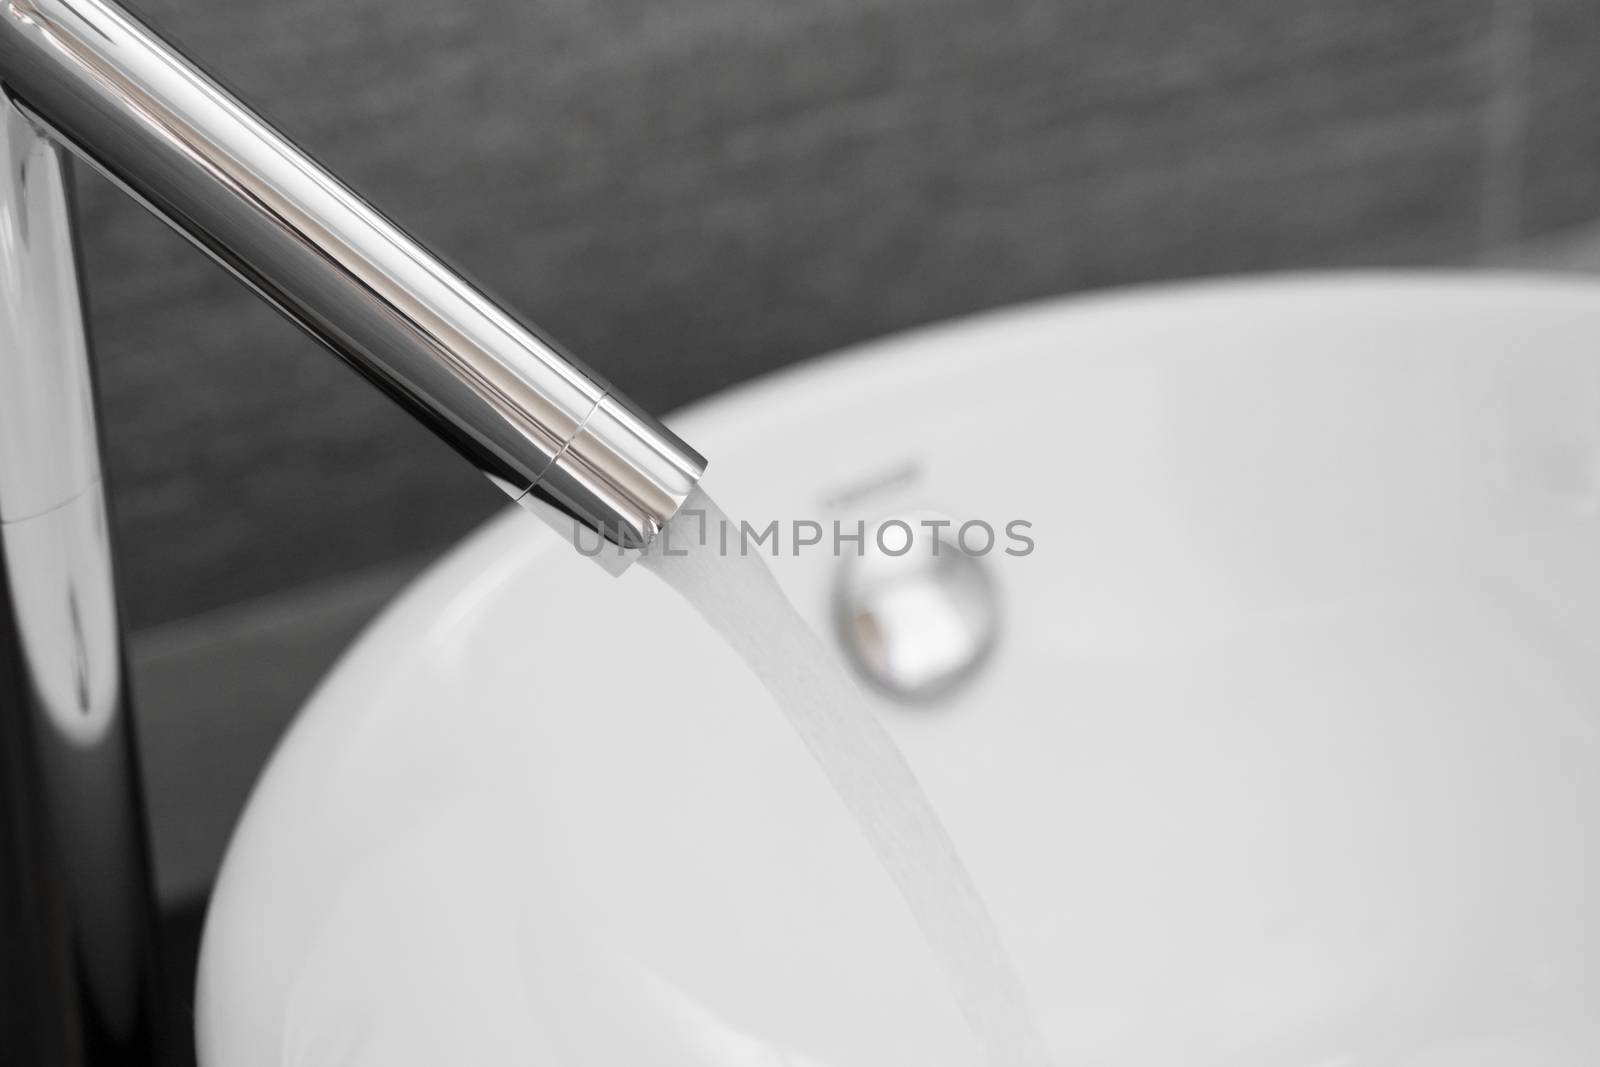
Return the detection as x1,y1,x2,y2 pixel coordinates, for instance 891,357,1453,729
1,0,707,1061
0,0,706,573
1,100,161,1067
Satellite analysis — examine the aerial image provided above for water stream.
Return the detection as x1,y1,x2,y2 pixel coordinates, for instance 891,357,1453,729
642,487,1053,1067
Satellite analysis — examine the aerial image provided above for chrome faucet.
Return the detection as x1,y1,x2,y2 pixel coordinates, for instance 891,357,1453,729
0,0,705,1060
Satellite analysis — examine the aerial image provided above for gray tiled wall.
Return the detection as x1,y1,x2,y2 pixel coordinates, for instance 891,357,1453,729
1525,0,1600,234
80,0,1596,632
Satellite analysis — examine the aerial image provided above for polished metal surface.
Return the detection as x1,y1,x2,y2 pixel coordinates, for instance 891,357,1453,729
0,104,161,1066
523,393,710,574
835,516,1000,703
0,0,705,564
1,0,708,1060
0,103,99,522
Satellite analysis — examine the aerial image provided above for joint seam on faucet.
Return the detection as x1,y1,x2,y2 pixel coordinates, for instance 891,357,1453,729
0,479,102,527
513,391,607,505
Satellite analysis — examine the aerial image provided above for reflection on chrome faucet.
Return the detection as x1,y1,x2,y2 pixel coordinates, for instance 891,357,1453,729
0,0,705,1060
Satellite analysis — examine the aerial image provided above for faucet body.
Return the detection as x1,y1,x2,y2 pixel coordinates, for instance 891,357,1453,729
0,0,705,1060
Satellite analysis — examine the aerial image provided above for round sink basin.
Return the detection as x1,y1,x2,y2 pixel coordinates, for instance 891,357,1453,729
197,275,1600,1066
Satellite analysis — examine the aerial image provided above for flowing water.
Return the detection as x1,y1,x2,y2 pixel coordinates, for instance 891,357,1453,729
642,487,1053,1067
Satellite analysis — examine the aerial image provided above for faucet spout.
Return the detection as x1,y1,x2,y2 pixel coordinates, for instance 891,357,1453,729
0,0,706,573
2,3,702,1060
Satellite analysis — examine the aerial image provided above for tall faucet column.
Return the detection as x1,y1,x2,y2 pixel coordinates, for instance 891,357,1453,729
0,0,710,1058
0,101,162,1067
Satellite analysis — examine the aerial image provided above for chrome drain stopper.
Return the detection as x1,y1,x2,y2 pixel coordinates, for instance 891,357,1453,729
833,514,1000,704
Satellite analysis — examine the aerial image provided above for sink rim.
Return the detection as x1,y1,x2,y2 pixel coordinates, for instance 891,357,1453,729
196,270,1600,1067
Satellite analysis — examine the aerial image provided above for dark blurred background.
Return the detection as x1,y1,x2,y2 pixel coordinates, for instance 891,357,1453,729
82,0,1600,1059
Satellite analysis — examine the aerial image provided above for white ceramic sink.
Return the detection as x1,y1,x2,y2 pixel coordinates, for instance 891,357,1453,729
197,275,1600,1066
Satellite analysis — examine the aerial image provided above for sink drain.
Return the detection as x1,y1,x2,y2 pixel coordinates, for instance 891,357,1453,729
833,513,1000,704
